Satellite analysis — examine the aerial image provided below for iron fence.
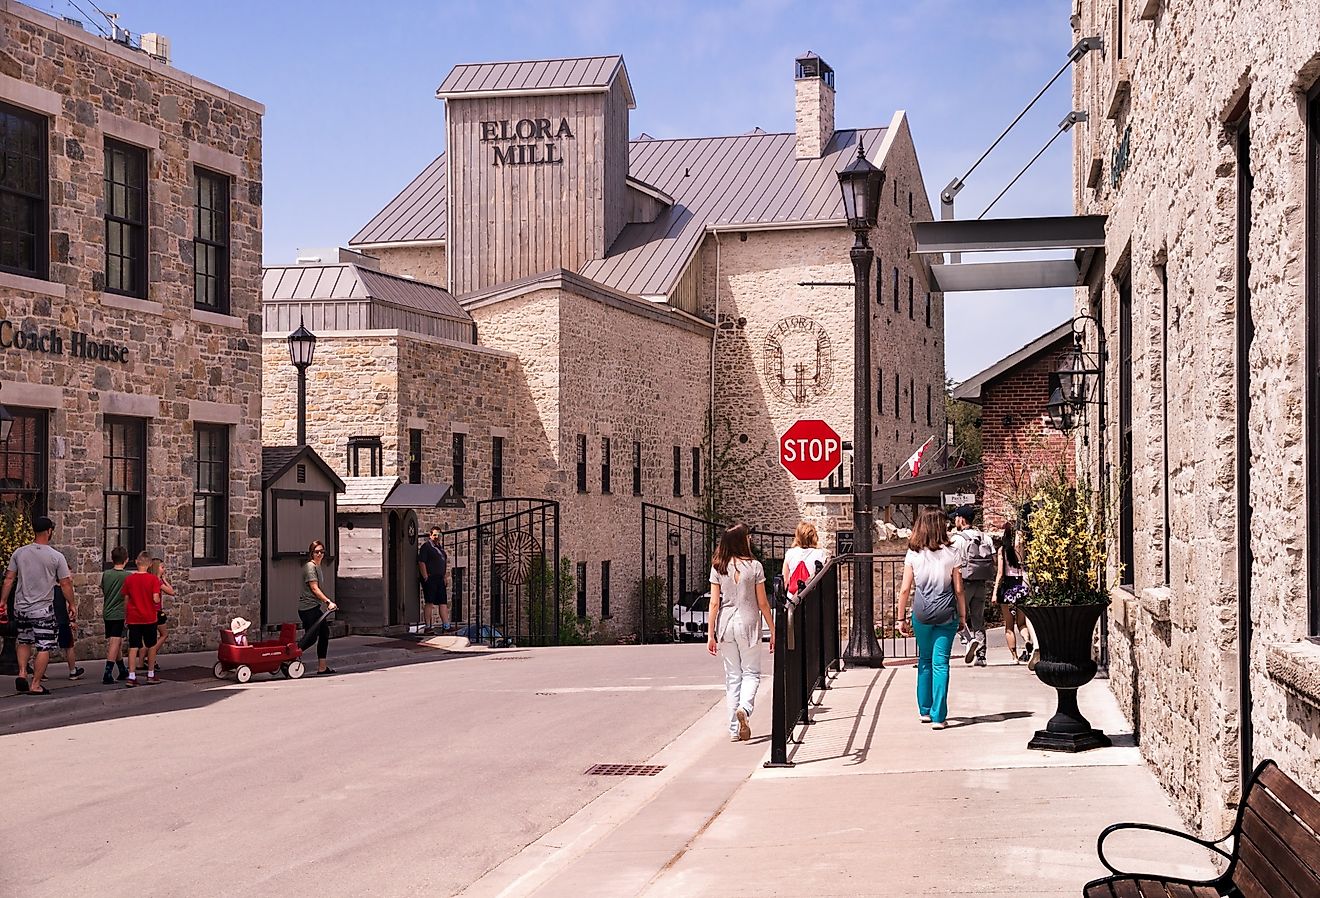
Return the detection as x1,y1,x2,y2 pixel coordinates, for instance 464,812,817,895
765,562,841,767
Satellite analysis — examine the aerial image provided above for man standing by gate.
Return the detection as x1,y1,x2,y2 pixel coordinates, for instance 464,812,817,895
950,506,995,667
418,527,452,634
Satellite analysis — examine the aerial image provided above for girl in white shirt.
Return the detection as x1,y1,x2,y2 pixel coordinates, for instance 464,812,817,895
782,521,828,594
708,523,775,742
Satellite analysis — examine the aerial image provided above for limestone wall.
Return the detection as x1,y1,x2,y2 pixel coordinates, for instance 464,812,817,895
368,244,447,288
0,5,264,651
1073,0,1320,831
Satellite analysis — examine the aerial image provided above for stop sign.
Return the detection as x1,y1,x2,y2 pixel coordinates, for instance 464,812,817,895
779,419,843,481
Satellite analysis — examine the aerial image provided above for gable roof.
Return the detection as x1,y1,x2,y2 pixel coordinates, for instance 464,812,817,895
951,321,1073,404
436,55,634,107
262,445,346,491
350,125,889,297
262,262,470,324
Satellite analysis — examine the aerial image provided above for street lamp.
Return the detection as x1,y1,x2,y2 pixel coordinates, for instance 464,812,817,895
838,138,885,668
287,319,316,446
1044,315,1104,434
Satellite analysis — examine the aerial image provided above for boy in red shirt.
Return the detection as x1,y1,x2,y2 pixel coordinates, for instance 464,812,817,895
122,551,162,686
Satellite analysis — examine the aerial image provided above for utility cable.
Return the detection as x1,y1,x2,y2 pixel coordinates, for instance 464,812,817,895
977,123,1070,219
61,0,109,36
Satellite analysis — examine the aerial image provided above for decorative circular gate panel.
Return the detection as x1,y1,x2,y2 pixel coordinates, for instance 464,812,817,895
494,531,540,585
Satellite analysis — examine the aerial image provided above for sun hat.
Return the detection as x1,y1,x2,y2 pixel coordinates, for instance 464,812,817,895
230,617,252,635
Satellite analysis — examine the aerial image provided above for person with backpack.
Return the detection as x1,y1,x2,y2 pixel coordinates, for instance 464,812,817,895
782,522,828,596
896,507,969,729
950,505,995,667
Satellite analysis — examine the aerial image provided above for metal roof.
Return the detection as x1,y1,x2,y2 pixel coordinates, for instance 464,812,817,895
382,482,465,510
262,263,470,324
910,215,1106,293
436,55,634,107
261,445,346,491
952,321,1073,404
339,476,401,513
350,127,887,298
350,153,447,247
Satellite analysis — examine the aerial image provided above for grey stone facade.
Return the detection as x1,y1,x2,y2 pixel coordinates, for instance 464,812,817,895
1072,0,1320,832
0,3,264,652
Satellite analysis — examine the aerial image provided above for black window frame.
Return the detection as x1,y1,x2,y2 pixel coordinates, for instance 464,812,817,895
576,434,588,493
492,435,504,499
192,423,229,566
925,292,932,328
0,101,49,279
1308,85,1320,636
348,435,383,478
877,366,883,414
0,407,48,518
926,383,933,427
103,416,147,565
907,276,914,319
1118,272,1135,588
672,445,682,497
892,267,900,312
193,166,230,314
576,561,588,618
632,441,642,496
601,560,611,618
875,261,883,306
601,436,612,494
103,138,148,299
408,428,422,484
691,446,701,497
451,432,466,497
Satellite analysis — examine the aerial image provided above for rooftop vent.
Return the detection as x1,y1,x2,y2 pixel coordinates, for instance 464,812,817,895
794,51,835,159
795,51,834,88
140,33,171,65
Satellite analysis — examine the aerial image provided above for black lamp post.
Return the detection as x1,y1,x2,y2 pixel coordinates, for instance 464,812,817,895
838,139,885,668
287,319,317,446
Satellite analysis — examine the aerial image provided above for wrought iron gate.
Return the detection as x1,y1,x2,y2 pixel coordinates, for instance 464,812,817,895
639,503,794,644
439,498,560,648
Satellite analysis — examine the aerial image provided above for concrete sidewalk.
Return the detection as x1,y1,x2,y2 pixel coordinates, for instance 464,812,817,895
472,650,1218,897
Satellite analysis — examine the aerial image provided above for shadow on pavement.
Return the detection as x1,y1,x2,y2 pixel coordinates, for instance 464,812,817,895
943,709,1034,728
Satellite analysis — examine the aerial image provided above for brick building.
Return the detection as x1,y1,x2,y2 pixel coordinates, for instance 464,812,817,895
1071,0,1320,831
0,1,264,652
952,322,1077,528
264,51,946,639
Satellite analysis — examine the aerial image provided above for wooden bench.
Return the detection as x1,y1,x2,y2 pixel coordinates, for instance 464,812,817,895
1083,760,1320,898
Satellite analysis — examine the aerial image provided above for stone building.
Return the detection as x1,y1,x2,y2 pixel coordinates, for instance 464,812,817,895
1071,0,1320,831
952,322,1077,528
0,2,263,651
266,51,945,638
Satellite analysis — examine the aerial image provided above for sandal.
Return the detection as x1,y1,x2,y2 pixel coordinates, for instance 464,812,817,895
27,686,51,696
14,676,29,693
316,667,336,676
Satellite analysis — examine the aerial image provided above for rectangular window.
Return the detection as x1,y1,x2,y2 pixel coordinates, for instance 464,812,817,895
576,561,588,618
673,446,682,497
925,292,932,328
1119,273,1135,587
1308,87,1320,635
908,276,914,319
1116,0,1125,60
893,372,899,418
877,366,883,414
408,429,422,484
192,424,229,565
601,436,612,494
0,408,48,518
103,417,146,563
632,441,642,496
104,139,147,298
576,434,588,493
492,436,504,498
601,560,611,618
193,167,230,313
908,191,913,216
909,377,915,423
452,432,465,497
347,436,383,477
0,102,48,278
926,384,933,427
875,261,883,305
893,267,900,312
691,446,701,496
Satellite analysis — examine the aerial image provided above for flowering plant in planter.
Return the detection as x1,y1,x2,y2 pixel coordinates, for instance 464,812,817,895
1022,471,1108,607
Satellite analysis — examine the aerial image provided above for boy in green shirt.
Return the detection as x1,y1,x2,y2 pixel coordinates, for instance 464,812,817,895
100,546,130,684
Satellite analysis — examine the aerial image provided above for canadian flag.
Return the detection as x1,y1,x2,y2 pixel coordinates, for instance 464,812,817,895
904,436,936,478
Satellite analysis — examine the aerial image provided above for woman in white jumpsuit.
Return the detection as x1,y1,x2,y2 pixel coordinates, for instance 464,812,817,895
707,523,775,741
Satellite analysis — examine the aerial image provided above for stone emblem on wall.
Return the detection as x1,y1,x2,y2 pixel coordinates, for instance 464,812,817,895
764,316,833,406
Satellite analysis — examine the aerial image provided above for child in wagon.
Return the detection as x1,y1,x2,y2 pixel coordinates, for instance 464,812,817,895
229,617,252,646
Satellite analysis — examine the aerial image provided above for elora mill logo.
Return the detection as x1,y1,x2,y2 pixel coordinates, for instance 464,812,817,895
763,316,832,406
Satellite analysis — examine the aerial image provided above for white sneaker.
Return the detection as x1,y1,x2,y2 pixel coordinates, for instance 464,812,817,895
919,714,932,723
736,708,751,741
965,638,982,664
930,721,947,730
729,733,741,742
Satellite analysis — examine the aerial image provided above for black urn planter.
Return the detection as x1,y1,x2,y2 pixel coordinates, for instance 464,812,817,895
1022,603,1112,752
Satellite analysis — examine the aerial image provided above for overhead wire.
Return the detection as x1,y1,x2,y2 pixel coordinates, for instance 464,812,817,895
60,0,109,36
977,124,1071,220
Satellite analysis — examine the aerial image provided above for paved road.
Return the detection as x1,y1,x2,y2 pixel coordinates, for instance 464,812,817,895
0,644,730,898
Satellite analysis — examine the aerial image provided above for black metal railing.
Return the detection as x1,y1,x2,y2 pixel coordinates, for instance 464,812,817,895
765,561,841,767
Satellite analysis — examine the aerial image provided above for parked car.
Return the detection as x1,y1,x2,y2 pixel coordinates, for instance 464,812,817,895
672,592,709,642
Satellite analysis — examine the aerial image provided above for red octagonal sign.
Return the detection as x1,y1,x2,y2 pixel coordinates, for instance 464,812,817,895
779,419,842,481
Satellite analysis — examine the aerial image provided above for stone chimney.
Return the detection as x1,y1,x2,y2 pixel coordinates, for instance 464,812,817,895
795,51,835,159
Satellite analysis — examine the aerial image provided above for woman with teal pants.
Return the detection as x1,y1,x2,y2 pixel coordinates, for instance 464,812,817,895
896,507,969,729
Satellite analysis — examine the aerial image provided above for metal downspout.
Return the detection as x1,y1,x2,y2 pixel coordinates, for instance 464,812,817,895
710,231,722,484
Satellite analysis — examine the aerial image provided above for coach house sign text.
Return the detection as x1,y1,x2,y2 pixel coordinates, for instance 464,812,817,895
0,320,130,363
480,117,575,166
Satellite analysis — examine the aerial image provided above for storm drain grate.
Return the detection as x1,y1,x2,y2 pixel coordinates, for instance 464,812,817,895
584,764,666,777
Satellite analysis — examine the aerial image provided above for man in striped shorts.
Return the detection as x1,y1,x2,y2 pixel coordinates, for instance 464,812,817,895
0,516,75,696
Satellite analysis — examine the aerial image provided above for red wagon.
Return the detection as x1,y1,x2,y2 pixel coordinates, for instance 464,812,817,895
214,623,305,683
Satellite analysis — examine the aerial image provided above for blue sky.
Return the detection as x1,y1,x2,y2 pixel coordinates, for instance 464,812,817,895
49,0,1077,382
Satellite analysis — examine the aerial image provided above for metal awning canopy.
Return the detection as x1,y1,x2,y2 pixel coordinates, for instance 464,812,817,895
911,215,1106,293
382,482,466,509
872,464,984,508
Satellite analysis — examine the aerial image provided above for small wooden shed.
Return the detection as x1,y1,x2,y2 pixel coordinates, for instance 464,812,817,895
262,446,345,628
